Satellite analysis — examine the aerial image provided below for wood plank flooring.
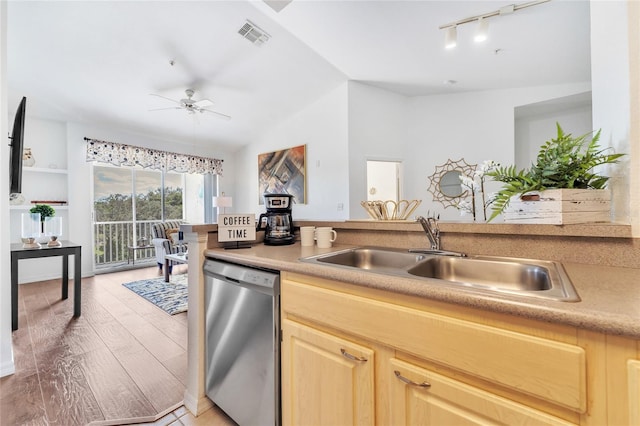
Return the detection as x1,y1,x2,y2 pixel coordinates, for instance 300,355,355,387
0,266,233,425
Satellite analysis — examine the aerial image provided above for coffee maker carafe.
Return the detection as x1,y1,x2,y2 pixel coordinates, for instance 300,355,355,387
257,193,295,245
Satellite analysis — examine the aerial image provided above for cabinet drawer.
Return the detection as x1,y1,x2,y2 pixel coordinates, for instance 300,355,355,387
389,357,575,425
282,278,586,413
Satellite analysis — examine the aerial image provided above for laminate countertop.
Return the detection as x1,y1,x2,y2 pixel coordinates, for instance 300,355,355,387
203,242,640,339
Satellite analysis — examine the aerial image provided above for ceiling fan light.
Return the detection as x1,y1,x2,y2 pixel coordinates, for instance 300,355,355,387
474,17,489,43
444,26,457,49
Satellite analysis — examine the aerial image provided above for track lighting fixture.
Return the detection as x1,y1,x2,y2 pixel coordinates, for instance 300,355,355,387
439,0,550,49
474,17,489,43
444,26,457,49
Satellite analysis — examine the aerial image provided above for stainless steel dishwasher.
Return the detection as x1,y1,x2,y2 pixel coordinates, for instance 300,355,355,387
203,258,280,426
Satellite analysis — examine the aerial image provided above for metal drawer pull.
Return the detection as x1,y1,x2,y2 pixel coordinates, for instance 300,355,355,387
394,370,431,388
340,348,367,362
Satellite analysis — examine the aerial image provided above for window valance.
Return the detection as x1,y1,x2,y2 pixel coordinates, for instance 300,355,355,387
85,137,223,175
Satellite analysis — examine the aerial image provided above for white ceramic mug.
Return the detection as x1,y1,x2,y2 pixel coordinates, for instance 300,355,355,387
300,226,316,247
315,227,337,248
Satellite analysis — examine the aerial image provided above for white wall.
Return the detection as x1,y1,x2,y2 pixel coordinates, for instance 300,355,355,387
233,83,349,220
230,79,594,223
231,79,595,223
515,99,592,170
629,0,640,237
591,0,631,224
404,83,591,221
22,117,68,169
0,0,15,378
347,82,409,219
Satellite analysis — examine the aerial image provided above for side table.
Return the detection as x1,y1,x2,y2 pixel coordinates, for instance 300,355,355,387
127,244,154,264
165,253,188,282
11,241,82,331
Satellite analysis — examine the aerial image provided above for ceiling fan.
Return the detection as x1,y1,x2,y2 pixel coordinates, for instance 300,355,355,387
149,89,231,120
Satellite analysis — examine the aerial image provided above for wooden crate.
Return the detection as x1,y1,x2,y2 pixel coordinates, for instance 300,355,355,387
503,189,611,225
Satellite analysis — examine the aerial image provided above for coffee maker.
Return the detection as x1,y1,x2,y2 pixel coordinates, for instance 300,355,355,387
257,193,295,245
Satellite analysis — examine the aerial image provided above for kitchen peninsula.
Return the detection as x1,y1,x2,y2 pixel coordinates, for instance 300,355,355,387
180,220,640,425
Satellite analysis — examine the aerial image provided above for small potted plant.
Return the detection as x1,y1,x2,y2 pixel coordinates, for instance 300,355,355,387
30,204,56,234
486,123,625,224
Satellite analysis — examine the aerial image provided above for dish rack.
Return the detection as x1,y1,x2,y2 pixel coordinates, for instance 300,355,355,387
360,199,421,220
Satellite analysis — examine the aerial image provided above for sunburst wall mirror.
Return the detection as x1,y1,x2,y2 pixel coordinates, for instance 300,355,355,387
427,158,477,209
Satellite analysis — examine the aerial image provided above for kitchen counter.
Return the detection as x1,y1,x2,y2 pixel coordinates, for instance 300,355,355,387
203,242,640,339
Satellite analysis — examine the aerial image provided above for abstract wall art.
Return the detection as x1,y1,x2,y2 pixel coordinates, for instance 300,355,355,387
258,144,306,204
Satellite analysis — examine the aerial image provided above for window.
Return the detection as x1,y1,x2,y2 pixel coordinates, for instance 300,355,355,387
164,171,184,220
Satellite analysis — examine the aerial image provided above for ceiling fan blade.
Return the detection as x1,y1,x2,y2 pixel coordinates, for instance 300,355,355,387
194,99,214,108
149,93,180,104
148,106,183,112
202,109,231,120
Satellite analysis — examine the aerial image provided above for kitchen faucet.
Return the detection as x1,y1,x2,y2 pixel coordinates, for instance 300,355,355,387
410,214,467,257
417,215,440,250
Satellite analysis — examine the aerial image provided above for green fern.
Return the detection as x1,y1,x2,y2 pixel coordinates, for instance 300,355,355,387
486,123,624,222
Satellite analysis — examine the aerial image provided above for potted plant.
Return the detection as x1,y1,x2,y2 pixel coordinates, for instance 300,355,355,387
30,204,56,233
486,123,625,223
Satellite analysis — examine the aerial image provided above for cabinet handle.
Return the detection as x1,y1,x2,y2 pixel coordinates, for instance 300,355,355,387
340,348,367,362
394,370,431,388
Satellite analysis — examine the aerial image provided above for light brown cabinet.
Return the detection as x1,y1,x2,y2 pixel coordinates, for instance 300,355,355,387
281,319,375,425
280,271,639,426
629,360,640,425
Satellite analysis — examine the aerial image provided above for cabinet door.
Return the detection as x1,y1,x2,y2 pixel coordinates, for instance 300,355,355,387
281,319,375,426
389,358,575,426
630,360,640,425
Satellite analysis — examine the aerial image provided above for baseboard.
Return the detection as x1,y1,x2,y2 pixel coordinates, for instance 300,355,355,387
87,401,183,425
183,390,214,416
0,356,15,378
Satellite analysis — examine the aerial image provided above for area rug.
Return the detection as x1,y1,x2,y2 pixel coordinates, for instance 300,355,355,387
122,274,188,315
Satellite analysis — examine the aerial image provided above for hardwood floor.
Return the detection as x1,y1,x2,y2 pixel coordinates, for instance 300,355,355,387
0,266,235,425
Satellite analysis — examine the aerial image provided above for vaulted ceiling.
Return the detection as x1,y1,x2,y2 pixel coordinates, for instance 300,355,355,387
6,0,591,151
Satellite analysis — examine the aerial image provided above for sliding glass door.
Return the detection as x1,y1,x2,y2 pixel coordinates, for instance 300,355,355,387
93,165,184,269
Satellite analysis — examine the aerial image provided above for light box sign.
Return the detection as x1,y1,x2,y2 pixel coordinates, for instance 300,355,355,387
218,214,256,242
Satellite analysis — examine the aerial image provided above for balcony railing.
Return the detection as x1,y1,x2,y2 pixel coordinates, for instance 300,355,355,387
94,220,157,268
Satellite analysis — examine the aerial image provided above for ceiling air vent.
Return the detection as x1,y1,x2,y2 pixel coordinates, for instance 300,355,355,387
238,20,271,46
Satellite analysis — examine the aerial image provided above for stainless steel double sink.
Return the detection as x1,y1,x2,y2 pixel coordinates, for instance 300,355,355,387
300,247,580,302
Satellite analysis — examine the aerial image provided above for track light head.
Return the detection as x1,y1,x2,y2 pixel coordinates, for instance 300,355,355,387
474,17,489,43
439,0,550,49
444,26,457,49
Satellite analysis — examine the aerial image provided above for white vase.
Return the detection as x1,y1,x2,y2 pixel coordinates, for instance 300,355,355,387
23,147,35,167
36,233,50,244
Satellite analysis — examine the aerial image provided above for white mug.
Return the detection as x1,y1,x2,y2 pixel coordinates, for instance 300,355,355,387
315,227,337,248
300,226,316,247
